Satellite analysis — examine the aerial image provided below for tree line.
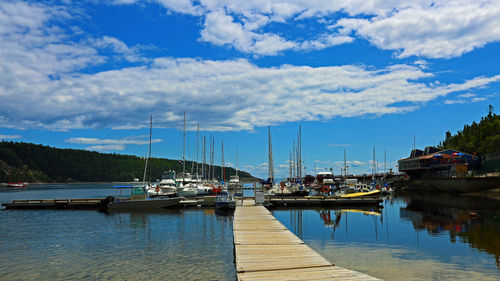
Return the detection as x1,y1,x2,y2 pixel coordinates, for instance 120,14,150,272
439,106,499,155
0,141,253,183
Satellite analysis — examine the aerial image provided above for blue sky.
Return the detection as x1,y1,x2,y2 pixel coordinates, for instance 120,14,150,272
0,0,499,178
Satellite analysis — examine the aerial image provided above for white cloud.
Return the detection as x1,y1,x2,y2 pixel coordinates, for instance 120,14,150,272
86,144,126,151
2,53,500,131
444,93,493,105
200,10,296,55
93,36,146,63
65,136,163,151
335,1,500,58
66,137,163,145
0,134,22,140
1,1,500,134
144,0,500,58
328,144,351,147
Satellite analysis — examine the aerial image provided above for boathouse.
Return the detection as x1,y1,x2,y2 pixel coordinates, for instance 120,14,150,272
398,146,475,179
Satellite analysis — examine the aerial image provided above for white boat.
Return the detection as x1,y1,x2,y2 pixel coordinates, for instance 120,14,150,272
107,116,183,211
177,182,198,197
196,182,213,195
6,182,27,188
108,184,182,211
148,170,178,197
228,175,241,189
176,112,198,197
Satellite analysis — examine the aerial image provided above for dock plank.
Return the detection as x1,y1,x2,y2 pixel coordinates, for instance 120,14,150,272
233,202,380,281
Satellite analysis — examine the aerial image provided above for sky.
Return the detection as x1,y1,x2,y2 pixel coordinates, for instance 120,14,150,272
0,0,499,179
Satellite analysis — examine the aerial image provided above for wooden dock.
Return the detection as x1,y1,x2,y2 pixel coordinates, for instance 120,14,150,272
234,200,380,280
1,198,108,210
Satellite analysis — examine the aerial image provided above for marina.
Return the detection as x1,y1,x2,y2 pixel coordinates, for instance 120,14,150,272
1,183,499,280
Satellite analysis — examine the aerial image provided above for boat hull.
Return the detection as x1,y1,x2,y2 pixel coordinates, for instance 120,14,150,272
215,201,235,211
107,197,182,211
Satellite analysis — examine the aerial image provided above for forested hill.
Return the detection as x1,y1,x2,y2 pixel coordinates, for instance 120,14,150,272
439,109,500,155
0,141,254,183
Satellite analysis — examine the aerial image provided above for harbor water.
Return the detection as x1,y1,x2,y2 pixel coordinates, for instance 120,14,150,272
1,184,499,280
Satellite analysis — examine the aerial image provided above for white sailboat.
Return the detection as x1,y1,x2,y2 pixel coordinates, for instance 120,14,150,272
108,116,182,211
228,147,241,190
177,112,198,197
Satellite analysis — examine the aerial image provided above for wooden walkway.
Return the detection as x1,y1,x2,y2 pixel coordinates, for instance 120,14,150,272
234,200,380,281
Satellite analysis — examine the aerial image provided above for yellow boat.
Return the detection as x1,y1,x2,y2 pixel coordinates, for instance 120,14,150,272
340,189,381,198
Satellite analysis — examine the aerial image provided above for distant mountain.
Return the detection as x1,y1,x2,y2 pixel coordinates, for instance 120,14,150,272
439,107,499,155
0,141,253,183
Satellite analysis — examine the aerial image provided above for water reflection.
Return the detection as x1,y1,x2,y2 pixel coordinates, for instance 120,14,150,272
270,193,500,280
400,192,500,267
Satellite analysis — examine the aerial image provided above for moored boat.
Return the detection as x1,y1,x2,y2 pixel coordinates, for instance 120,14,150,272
6,182,27,188
215,191,235,211
107,185,183,211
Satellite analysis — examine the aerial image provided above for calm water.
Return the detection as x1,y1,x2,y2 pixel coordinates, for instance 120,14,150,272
272,193,500,280
0,184,235,280
1,184,499,280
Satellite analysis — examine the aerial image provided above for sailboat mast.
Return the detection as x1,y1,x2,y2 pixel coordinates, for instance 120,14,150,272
182,112,186,183
268,125,274,183
236,147,238,177
142,115,152,184
211,135,215,180
372,146,376,181
196,123,199,179
384,149,387,175
221,141,224,181
344,148,347,178
293,141,296,179
299,124,302,179
203,136,206,180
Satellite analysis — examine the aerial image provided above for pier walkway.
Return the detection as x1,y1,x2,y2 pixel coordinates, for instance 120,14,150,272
233,200,380,281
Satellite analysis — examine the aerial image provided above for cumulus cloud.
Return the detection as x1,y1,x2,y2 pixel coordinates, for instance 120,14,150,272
1,1,500,134
444,93,492,105
135,0,500,58
3,52,500,131
335,1,500,58
65,136,163,151
0,134,22,140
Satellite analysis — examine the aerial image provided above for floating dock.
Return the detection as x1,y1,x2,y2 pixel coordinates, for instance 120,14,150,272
1,198,108,210
233,200,380,280
2,195,382,210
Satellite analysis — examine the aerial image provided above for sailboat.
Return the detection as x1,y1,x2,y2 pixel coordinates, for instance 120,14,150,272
176,112,198,197
228,147,241,190
107,116,183,211
340,146,380,198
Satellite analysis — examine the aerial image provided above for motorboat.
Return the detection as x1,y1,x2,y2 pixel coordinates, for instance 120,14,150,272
107,184,183,211
148,170,178,197
6,182,27,188
176,182,198,197
228,175,241,189
215,191,235,211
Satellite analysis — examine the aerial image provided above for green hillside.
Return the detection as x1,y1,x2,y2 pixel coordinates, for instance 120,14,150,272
0,141,253,183
439,107,500,155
